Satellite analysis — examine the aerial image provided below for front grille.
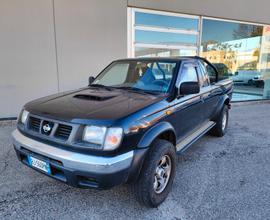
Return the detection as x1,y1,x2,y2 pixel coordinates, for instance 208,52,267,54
27,116,73,141
55,124,72,140
29,117,41,131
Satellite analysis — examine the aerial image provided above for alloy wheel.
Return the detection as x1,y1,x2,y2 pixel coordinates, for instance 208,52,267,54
153,155,172,194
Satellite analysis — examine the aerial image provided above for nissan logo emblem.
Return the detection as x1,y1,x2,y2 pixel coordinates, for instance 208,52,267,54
43,124,52,133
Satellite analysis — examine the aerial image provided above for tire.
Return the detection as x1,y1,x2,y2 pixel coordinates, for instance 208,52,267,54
210,105,229,137
133,139,176,208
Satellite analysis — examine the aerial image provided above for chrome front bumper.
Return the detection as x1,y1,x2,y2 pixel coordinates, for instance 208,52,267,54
12,129,134,174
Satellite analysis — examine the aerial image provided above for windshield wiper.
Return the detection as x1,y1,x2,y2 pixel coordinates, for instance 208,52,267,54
115,86,158,95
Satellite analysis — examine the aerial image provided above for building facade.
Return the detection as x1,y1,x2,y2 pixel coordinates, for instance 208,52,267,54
1,0,270,119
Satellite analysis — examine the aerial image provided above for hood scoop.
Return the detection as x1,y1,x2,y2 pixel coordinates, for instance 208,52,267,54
73,94,115,101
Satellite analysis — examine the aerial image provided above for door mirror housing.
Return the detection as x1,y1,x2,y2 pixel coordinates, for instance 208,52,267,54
88,76,95,85
179,81,200,96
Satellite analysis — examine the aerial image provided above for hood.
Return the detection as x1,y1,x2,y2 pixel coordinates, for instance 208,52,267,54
25,87,165,122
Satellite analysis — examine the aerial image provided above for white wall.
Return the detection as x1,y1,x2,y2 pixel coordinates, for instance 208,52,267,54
54,0,127,91
0,0,58,118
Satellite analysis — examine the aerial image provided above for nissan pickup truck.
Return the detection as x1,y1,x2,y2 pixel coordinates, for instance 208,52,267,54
12,56,233,207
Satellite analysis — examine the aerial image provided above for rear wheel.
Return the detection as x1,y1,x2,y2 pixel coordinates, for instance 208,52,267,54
133,139,176,208
210,105,229,137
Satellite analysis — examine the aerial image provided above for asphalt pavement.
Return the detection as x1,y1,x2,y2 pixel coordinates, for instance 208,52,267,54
0,102,270,220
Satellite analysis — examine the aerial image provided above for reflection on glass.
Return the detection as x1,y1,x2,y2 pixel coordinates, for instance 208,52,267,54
135,12,198,30
135,30,197,46
135,47,197,57
201,19,270,101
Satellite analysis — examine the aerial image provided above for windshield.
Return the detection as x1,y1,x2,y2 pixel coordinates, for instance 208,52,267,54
92,60,177,93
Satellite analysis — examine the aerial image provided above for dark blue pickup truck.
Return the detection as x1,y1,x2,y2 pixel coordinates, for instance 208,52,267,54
12,56,233,207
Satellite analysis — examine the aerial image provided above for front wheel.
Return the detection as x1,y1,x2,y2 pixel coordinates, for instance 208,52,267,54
133,139,176,208
210,105,229,137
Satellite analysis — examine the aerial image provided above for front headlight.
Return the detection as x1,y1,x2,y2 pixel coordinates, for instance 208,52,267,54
83,126,123,151
83,126,107,145
20,110,29,124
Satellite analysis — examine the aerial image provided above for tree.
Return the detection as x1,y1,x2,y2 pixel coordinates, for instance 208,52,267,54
201,40,218,51
233,24,263,39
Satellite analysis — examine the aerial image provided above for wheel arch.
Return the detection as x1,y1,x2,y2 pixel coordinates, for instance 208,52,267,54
224,96,231,107
137,121,176,149
211,94,231,122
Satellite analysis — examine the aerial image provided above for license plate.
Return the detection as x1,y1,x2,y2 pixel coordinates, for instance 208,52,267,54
28,155,51,174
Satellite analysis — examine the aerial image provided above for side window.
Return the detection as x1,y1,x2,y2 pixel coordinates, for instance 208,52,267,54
212,63,231,81
204,63,217,84
177,63,198,87
198,61,210,87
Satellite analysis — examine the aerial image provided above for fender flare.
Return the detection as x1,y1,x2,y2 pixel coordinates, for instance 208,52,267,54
224,95,231,107
212,94,231,121
137,121,176,149
221,94,231,108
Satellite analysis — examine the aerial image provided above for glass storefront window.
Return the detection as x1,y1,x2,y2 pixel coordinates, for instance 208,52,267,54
135,12,198,30
128,8,270,102
135,30,197,46
201,19,270,101
129,8,200,59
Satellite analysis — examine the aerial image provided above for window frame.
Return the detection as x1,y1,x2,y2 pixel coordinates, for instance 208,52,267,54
197,60,210,87
128,7,201,58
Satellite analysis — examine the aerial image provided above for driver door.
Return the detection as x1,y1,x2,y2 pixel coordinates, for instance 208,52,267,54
171,61,204,141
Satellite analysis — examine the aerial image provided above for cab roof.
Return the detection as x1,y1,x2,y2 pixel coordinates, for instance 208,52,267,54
115,56,206,63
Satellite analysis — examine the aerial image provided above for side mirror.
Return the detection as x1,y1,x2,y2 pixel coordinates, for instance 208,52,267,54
179,81,200,96
88,76,95,85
